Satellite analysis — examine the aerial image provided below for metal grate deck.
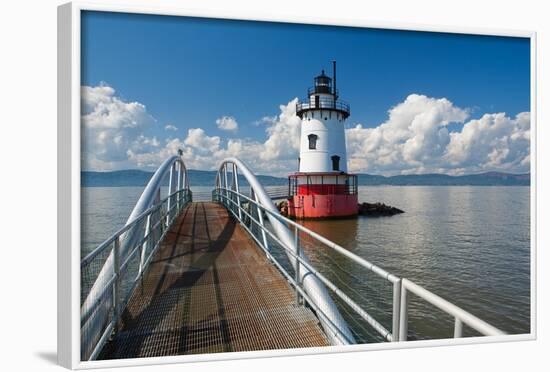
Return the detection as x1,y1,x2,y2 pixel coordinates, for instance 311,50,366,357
99,202,329,359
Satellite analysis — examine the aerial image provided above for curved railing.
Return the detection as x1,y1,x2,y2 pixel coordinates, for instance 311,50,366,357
213,158,356,345
80,155,191,360
213,158,505,346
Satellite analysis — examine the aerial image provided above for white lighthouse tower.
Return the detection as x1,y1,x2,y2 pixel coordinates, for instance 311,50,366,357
288,61,358,219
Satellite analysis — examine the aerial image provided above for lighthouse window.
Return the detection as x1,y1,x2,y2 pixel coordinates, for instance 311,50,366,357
308,134,318,150
331,155,340,171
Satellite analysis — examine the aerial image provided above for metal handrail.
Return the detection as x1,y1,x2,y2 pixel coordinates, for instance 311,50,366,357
214,186,395,342
214,158,356,346
81,201,162,267
219,194,356,345
399,279,505,340
80,155,191,361
212,160,505,344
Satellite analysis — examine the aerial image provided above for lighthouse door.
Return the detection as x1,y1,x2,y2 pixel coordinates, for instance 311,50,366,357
315,95,320,108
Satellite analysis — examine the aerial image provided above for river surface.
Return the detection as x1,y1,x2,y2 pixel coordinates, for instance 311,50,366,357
81,186,530,341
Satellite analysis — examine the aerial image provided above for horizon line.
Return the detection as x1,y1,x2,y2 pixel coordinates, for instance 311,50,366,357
81,169,531,178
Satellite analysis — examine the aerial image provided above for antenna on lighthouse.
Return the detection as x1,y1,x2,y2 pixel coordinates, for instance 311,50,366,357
332,60,337,98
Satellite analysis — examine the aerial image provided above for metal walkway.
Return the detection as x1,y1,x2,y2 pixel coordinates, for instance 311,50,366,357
99,202,329,359
81,155,504,362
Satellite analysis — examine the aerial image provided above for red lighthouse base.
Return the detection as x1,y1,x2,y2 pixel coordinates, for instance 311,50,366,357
287,173,358,219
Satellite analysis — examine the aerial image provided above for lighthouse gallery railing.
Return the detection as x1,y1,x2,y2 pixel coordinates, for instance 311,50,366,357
296,97,350,116
80,155,191,361
213,158,505,345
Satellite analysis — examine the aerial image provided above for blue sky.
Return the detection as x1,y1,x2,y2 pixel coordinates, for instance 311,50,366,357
81,11,531,176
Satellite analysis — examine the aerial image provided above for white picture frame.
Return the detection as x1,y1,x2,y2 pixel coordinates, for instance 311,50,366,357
57,1,537,369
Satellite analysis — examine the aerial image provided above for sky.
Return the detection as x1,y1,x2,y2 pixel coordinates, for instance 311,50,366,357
81,11,531,176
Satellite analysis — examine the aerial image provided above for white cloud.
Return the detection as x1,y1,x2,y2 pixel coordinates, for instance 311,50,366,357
216,116,239,132
445,112,530,173
81,83,158,170
81,83,294,172
128,138,187,169
184,128,221,154
164,124,178,131
253,115,278,126
260,98,301,162
346,94,530,175
118,99,301,175
82,84,530,177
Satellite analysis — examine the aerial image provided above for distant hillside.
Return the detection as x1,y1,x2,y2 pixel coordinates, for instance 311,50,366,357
82,170,530,187
357,172,530,186
81,169,287,187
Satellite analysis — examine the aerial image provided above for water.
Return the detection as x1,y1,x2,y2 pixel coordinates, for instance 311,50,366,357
299,186,530,340
81,185,530,340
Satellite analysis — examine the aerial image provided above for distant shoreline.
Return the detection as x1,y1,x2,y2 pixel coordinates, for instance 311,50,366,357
81,170,530,187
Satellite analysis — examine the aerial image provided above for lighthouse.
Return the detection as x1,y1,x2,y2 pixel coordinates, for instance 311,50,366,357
288,61,358,219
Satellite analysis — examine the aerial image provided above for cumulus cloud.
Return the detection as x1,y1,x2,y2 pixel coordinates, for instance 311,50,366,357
346,94,530,175
216,116,239,132
81,83,159,170
220,100,302,175
128,137,187,169
123,101,300,175
81,83,298,172
445,112,530,173
164,124,178,131
253,115,278,126
82,84,530,176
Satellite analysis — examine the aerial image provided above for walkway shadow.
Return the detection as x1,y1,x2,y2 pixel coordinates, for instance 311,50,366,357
99,203,237,359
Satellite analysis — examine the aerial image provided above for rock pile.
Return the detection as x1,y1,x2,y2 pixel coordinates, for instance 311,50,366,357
357,202,404,216
275,200,404,217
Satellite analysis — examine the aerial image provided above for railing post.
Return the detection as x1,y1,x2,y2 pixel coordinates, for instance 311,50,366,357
112,236,121,333
220,170,225,206
167,163,174,225
214,175,219,202
185,166,189,190
217,173,221,203
157,189,166,235
176,162,182,211
454,318,463,338
139,214,151,276
223,163,229,205
233,163,242,221
392,279,401,342
254,192,270,256
399,282,409,341
294,225,301,305
219,168,223,204
230,165,236,215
